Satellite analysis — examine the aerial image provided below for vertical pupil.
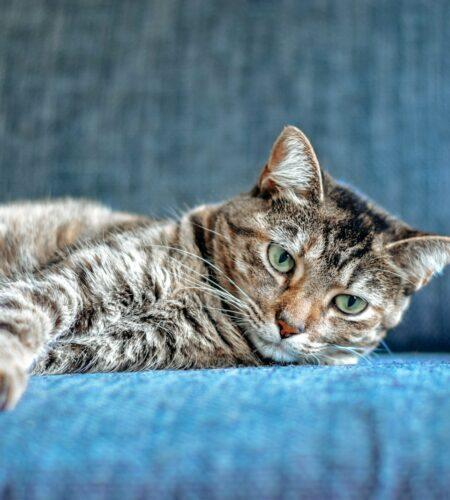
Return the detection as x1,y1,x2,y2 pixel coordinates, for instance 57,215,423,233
347,296,357,307
278,252,288,264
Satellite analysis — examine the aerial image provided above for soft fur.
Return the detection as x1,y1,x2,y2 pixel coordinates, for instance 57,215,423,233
0,126,449,410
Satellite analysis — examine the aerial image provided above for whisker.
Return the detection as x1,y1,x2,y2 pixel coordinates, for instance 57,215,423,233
190,221,233,245
151,243,261,314
379,339,393,356
160,245,265,323
165,255,252,313
180,283,250,314
206,305,250,319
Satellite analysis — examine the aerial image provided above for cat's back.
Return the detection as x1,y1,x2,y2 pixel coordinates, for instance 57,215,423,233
0,198,148,277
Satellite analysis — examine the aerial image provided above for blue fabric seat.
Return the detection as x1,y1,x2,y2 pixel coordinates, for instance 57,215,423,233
1,355,449,499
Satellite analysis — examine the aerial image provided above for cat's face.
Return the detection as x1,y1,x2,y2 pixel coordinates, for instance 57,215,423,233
209,126,450,365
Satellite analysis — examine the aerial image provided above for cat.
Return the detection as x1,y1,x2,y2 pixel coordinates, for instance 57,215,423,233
0,125,449,410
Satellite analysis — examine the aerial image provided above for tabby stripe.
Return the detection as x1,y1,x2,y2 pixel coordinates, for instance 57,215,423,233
28,288,63,332
320,223,332,257
0,321,16,336
157,325,176,359
337,242,371,271
190,215,249,330
0,298,24,310
192,214,265,326
223,215,259,238
145,271,162,301
167,225,181,259
190,214,224,292
190,215,211,262
201,305,234,349
182,307,206,337
115,271,135,307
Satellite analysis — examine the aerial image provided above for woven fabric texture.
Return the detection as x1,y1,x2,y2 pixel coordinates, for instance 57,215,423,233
0,355,449,499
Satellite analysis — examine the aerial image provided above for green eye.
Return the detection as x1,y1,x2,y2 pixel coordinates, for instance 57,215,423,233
268,243,295,273
334,294,368,315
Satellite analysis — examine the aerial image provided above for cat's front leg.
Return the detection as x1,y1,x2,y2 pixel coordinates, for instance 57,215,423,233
0,273,82,410
0,297,51,410
0,237,158,409
0,332,31,410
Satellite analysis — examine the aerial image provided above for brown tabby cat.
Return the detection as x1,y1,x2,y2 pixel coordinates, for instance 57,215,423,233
0,126,449,410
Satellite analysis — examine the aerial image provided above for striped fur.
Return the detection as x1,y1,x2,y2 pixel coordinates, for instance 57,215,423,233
0,126,449,410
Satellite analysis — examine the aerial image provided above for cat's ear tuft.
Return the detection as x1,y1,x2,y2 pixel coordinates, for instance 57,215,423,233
256,126,324,203
385,235,450,294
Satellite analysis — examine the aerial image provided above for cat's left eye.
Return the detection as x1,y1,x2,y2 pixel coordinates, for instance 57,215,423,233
267,243,295,273
333,294,368,315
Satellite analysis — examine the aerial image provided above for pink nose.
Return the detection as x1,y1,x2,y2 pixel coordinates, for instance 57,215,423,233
277,319,305,338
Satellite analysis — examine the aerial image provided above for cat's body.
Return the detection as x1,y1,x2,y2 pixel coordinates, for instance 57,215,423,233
0,200,259,378
0,126,449,410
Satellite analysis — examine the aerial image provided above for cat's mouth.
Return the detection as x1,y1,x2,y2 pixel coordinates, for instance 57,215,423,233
248,326,360,365
248,326,314,363
254,337,301,363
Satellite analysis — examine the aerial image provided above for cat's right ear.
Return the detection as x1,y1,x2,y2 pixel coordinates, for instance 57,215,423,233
254,125,324,203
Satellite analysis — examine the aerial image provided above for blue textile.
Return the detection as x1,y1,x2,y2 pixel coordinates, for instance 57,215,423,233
0,0,449,351
1,355,449,499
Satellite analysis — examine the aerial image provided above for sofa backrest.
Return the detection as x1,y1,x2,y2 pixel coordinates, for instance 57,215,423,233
0,0,449,351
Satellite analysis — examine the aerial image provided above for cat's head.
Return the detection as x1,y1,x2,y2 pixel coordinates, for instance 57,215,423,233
202,126,450,364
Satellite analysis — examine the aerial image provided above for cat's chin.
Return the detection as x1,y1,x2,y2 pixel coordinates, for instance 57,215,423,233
254,339,359,365
248,326,309,364
253,337,301,363
248,326,360,366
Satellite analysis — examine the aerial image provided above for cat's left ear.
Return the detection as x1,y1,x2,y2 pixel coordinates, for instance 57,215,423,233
385,235,450,294
256,125,324,203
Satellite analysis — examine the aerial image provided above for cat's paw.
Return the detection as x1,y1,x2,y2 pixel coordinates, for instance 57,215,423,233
0,364,28,411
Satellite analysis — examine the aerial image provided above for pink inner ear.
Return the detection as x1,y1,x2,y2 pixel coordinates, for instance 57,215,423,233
259,132,289,192
270,136,287,169
258,164,277,192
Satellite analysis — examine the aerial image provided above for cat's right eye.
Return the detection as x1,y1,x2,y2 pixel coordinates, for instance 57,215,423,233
267,243,295,273
333,294,368,315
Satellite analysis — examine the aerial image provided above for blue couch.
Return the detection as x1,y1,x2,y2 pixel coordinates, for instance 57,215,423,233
1,355,449,499
0,1,449,498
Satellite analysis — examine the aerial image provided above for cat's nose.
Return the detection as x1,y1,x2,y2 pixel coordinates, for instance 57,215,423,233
277,318,306,338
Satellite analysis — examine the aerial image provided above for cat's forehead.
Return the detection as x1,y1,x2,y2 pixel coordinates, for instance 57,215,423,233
266,202,372,246
259,189,392,272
